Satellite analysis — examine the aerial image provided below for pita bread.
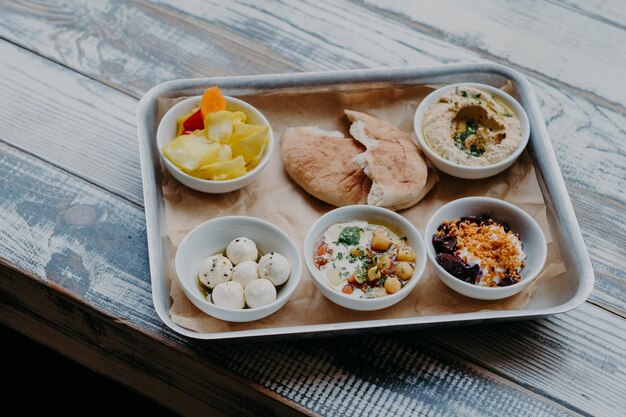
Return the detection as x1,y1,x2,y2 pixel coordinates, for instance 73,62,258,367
281,127,371,207
346,110,431,211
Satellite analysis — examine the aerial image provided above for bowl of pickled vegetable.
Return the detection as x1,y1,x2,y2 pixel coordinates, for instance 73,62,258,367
157,87,274,193
304,205,427,311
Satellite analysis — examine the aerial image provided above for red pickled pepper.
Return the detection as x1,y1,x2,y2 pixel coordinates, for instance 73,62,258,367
182,108,204,133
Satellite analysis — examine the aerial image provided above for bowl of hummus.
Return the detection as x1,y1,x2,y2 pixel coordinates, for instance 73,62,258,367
414,83,530,179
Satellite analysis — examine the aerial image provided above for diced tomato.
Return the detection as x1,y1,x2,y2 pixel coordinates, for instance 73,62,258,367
315,257,329,267
316,242,327,256
342,284,354,294
182,108,204,132
347,275,357,283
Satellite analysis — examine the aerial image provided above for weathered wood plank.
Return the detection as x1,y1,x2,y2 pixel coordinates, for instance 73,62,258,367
1,142,625,416
0,265,309,417
1,0,624,205
154,0,626,201
0,0,299,97
0,1,625,414
426,304,626,416
0,41,143,205
549,0,626,31
357,0,626,109
3,261,581,417
0,1,623,313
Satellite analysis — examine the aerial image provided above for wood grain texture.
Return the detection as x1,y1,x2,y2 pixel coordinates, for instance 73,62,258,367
549,0,626,30
0,0,623,313
357,0,626,110
0,40,143,205
1,143,625,416
0,0,625,415
426,305,626,416
0,0,299,97
0,265,310,417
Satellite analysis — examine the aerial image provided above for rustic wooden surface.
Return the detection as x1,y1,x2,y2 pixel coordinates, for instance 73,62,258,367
0,1,624,416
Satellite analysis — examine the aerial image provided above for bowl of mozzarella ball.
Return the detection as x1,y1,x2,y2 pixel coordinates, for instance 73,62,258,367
175,216,302,322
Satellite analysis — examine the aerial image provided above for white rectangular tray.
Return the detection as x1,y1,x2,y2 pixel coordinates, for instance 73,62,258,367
137,64,594,340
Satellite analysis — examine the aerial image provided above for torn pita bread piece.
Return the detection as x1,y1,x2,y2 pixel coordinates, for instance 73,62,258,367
281,127,371,207
346,110,433,211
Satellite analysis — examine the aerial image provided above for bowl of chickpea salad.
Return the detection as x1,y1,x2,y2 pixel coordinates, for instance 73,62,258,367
304,205,427,311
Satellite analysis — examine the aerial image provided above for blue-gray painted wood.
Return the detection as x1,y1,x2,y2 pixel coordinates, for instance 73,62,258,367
0,2,623,313
2,142,624,416
0,0,625,416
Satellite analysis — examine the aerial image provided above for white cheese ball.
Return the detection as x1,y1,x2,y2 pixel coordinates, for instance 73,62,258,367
257,252,291,286
232,260,259,288
244,279,277,308
198,254,233,289
226,237,258,265
212,281,245,309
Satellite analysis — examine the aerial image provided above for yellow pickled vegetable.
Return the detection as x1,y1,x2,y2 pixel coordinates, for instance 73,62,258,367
176,109,197,136
195,156,247,181
162,131,220,172
231,111,247,125
230,124,268,164
215,144,233,162
205,111,235,143
229,123,263,144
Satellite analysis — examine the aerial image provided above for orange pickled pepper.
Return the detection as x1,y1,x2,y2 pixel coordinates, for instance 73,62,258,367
200,87,227,119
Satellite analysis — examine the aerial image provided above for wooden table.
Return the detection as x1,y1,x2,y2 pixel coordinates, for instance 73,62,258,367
1,1,624,416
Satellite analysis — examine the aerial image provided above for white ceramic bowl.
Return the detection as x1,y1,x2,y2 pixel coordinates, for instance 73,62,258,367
304,205,427,311
157,95,274,193
414,83,530,179
175,216,301,322
424,197,547,300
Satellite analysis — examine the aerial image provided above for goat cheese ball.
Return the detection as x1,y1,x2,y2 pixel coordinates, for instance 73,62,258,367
198,254,233,289
226,237,258,265
244,278,277,308
212,281,245,309
232,260,259,288
258,252,291,286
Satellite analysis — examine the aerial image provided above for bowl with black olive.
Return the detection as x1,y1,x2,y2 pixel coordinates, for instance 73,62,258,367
424,197,547,300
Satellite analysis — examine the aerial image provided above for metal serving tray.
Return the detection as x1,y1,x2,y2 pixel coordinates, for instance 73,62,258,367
137,63,594,340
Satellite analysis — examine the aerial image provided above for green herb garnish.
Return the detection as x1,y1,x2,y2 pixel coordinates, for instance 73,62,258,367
468,144,485,157
452,120,485,157
453,120,478,148
338,226,362,246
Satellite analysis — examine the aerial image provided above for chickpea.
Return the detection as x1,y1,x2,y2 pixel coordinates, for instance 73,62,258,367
367,266,381,282
397,247,416,262
374,226,388,235
350,246,367,257
395,262,414,280
384,277,402,294
371,234,392,251
377,255,392,272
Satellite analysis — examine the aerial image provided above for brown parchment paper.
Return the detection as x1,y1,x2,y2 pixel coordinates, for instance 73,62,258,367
157,85,566,334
